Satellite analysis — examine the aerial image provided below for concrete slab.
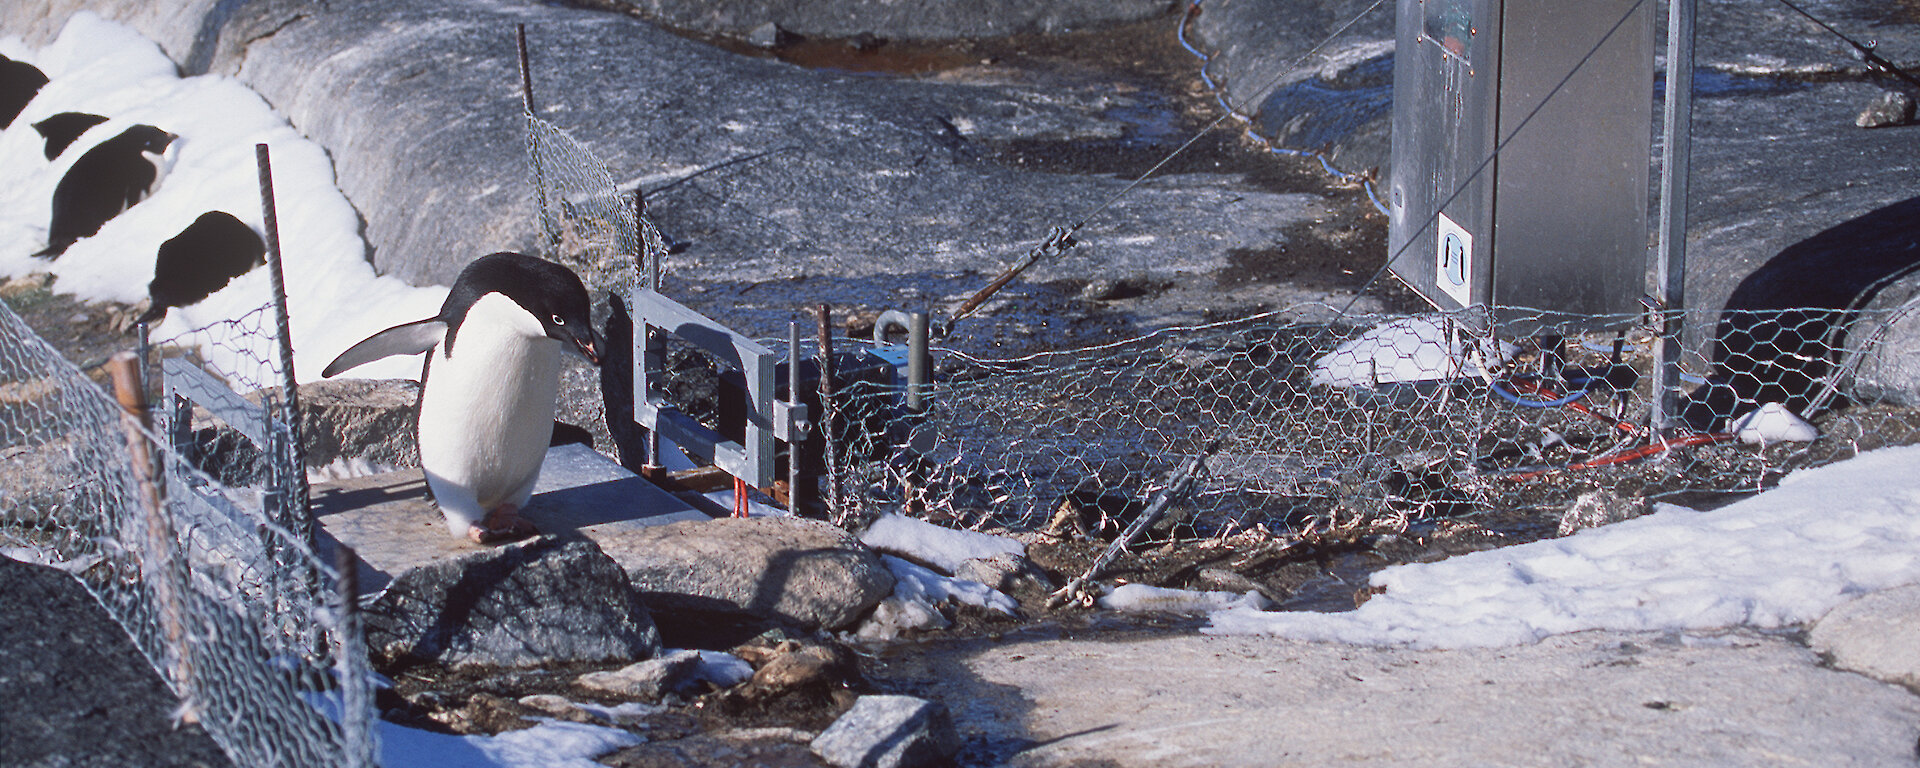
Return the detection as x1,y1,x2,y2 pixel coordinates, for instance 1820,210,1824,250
310,444,708,594
909,630,1920,767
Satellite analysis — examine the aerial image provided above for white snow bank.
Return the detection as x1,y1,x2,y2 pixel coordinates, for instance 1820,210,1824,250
1207,444,1920,648
1098,583,1271,616
859,512,1024,575
0,14,445,383
1311,315,1513,388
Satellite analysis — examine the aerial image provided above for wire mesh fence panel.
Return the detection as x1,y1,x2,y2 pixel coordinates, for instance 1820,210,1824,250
814,304,1920,541
0,297,375,767
527,113,644,294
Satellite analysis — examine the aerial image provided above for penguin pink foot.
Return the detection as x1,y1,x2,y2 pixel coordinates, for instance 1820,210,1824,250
468,503,538,544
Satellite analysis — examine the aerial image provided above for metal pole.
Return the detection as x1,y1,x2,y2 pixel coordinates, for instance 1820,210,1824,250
787,320,808,514
1651,0,1695,434
256,144,312,536
333,543,373,767
906,311,929,415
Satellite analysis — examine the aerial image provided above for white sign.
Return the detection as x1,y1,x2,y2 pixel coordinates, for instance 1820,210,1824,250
1435,212,1473,306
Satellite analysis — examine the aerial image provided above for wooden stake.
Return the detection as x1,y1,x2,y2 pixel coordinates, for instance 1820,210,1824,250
107,351,198,723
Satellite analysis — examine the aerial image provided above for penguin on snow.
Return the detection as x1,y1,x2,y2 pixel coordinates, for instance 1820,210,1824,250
32,111,107,160
34,123,176,259
136,211,266,325
322,252,603,544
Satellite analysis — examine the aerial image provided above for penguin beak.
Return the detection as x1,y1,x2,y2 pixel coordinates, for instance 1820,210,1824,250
574,330,603,366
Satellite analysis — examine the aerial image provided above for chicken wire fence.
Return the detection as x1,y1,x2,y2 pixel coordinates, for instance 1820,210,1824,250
0,293,376,767
820,304,1920,543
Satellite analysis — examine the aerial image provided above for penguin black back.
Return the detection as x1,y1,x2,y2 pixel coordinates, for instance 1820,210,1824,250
35,124,175,259
440,252,601,363
32,111,107,160
0,55,47,129
137,211,266,325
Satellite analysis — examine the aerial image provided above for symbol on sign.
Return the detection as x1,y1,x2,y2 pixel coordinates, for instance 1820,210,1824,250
1441,232,1467,287
1435,212,1473,306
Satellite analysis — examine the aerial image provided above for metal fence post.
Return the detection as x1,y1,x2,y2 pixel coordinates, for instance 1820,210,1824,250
1651,0,1695,434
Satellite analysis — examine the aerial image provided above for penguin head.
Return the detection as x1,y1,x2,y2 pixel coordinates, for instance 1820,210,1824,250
122,124,177,155
444,252,603,365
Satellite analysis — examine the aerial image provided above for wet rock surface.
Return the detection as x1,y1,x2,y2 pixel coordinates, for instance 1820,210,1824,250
607,0,1179,41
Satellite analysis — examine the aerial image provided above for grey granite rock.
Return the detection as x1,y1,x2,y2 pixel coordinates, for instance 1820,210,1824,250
297,377,421,469
1809,584,1920,692
596,517,895,630
362,534,662,669
1855,89,1916,129
810,694,960,768
575,649,705,701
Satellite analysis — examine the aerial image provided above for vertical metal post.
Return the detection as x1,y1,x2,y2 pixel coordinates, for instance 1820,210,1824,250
1651,0,1695,433
787,321,808,514
816,304,840,523
906,311,929,415
256,144,311,539
333,544,373,768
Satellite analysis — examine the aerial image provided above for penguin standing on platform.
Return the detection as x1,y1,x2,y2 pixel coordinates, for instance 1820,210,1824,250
322,252,603,543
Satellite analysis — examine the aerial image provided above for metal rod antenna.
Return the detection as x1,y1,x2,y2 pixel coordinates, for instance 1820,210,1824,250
1651,0,1695,434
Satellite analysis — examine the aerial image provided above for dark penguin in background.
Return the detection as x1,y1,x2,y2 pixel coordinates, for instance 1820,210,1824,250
0,54,48,129
33,123,175,259
136,211,266,325
321,252,603,544
32,111,107,159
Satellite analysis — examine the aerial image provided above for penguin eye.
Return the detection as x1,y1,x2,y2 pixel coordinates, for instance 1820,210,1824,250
550,314,565,326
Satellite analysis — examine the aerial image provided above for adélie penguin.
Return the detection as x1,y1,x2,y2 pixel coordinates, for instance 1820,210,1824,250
321,252,603,543
34,123,176,259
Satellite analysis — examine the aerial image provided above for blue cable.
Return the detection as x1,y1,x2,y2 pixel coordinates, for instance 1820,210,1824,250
1489,379,1587,408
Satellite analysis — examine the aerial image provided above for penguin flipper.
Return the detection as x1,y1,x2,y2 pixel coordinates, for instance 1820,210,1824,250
321,319,447,377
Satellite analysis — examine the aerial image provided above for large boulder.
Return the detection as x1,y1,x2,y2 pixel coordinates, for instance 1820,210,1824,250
297,378,421,469
362,534,663,669
596,517,895,631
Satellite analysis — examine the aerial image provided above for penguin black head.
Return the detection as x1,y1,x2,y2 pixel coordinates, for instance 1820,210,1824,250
33,112,108,160
0,55,48,130
443,252,603,365
119,124,176,155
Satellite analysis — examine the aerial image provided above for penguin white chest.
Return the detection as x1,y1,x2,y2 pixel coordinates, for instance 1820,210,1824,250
417,292,562,522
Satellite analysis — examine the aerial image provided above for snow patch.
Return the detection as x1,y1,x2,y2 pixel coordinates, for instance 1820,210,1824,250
859,512,1024,575
1206,445,1920,648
